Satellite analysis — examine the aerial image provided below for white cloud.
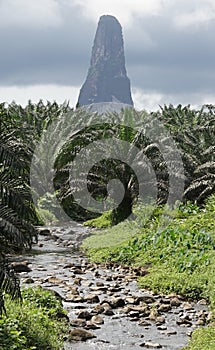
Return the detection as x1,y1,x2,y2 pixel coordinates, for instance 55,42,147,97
71,0,164,26
132,87,215,111
0,0,62,28
132,88,164,111
174,0,215,30
0,85,79,107
1,84,214,111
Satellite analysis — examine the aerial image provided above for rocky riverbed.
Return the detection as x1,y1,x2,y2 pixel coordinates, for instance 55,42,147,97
14,223,210,350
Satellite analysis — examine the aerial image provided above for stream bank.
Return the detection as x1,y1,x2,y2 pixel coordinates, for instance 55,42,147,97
15,224,210,350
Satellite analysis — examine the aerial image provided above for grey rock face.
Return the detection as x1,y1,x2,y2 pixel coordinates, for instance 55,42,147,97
77,15,133,107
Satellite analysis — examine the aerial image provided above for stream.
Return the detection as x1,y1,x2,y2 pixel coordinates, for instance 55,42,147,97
16,223,209,350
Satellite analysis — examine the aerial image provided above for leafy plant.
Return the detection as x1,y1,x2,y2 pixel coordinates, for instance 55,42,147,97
0,287,68,350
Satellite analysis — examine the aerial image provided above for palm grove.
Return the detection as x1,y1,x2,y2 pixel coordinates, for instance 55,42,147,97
0,100,214,312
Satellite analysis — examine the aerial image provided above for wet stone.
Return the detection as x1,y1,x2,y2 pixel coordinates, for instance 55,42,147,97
65,295,83,302
68,328,96,341
170,297,181,307
84,294,100,303
11,261,32,273
156,316,166,325
108,297,125,308
158,304,172,313
157,325,167,330
165,330,177,335
182,302,194,311
85,321,101,330
140,341,162,348
91,315,104,324
77,310,92,320
93,305,105,314
70,319,86,327
22,277,34,284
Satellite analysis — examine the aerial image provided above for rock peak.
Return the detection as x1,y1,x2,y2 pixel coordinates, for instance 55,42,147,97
77,15,133,107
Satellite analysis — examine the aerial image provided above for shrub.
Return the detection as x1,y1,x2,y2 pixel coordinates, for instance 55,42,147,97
0,287,68,350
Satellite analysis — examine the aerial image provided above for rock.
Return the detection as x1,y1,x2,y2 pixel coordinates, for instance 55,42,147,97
90,286,108,292
206,311,213,322
100,302,115,316
108,297,125,308
91,315,104,324
22,277,34,284
77,15,133,108
158,304,172,313
66,286,79,295
65,295,83,303
187,330,194,337
56,311,70,322
96,281,104,287
135,295,155,305
149,308,159,321
128,311,140,318
140,342,162,348
11,261,32,273
176,315,192,326
125,297,136,304
197,299,207,305
84,294,100,303
85,321,101,330
138,320,152,327
37,228,51,236
70,319,86,327
156,316,165,325
196,319,205,326
68,328,96,341
77,310,92,320
170,297,181,307
93,305,105,314
47,276,64,284
73,278,82,285
157,325,167,330
124,305,149,317
182,302,193,311
165,330,177,335
106,275,113,281
103,309,115,316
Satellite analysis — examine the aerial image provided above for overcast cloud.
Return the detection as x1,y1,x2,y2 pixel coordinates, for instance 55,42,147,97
0,0,215,110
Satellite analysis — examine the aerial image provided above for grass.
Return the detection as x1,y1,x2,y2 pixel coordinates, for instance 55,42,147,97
84,210,112,228
82,195,215,349
82,217,138,261
183,326,215,350
0,287,68,350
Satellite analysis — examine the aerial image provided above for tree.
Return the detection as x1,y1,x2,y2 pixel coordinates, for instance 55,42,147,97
156,104,215,204
54,107,184,223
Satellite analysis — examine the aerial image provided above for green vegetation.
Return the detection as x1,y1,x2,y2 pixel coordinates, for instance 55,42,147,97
0,101,71,344
0,101,214,349
84,210,112,228
0,287,68,350
184,326,215,350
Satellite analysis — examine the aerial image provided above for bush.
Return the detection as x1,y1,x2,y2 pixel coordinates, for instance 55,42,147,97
0,287,68,350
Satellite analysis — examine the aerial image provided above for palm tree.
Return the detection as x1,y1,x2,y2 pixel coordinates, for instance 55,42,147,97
0,103,39,313
156,104,215,204
53,107,184,223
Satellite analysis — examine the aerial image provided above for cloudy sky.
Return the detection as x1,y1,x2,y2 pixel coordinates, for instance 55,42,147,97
1,0,215,110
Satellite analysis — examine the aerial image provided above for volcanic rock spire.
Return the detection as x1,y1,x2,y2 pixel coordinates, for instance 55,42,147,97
77,15,133,107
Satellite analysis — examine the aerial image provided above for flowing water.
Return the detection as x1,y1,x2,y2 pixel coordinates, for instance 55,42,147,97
18,223,208,350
